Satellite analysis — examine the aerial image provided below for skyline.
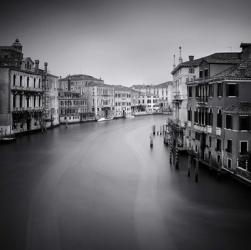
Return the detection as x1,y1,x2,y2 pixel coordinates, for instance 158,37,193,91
1,0,251,86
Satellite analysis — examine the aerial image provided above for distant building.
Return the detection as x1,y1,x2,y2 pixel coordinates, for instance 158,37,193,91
58,76,88,123
186,43,251,182
138,93,159,113
87,82,115,119
131,82,171,112
113,85,132,118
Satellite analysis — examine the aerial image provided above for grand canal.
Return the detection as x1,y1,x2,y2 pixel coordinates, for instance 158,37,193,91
0,115,251,250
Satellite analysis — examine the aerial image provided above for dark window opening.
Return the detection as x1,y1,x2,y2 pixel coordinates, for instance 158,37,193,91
216,139,221,152
204,69,209,78
13,75,16,86
240,141,248,155
227,159,232,169
188,87,192,97
226,84,238,97
209,84,213,97
226,115,233,129
226,140,232,153
217,110,222,128
199,71,203,78
239,116,250,130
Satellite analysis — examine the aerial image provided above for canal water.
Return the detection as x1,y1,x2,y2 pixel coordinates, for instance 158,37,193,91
0,115,251,250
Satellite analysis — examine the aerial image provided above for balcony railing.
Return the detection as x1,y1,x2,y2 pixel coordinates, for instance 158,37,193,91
12,85,43,92
196,96,208,104
194,124,207,132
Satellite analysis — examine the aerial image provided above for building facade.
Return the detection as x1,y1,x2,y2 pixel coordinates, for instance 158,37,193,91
0,39,47,135
113,86,132,118
186,43,251,181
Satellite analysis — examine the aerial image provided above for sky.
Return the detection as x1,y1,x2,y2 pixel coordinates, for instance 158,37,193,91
1,0,251,86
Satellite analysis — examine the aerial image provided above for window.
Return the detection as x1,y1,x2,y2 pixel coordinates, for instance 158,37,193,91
207,109,213,126
34,78,36,88
227,159,232,169
13,95,16,108
226,140,232,153
216,139,221,151
27,77,29,88
188,87,192,97
239,116,250,131
194,110,198,123
217,155,221,163
226,115,233,129
20,76,22,87
199,71,203,78
19,95,23,108
217,83,223,96
195,132,200,140
33,96,36,107
204,69,209,78
188,108,192,121
226,84,238,97
217,110,222,128
189,67,194,74
209,136,212,147
209,84,214,97
26,97,30,108
240,141,248,154
195,86,199,97
13,74,16,86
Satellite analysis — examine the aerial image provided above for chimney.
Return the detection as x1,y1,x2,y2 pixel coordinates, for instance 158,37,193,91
189,55,194,61
35,60,39,72
240,43,251,60
44,62,48,74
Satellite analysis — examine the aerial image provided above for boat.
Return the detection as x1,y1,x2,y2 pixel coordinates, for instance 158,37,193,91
126,114,135,119
97,117,114,122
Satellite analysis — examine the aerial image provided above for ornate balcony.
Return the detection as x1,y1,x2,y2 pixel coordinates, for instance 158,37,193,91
216,127,222,136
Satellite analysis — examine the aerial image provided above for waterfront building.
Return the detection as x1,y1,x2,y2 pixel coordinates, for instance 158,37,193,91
0,39,45,135
186,43,251,181
58,77,88,123
113,85,132,118
86,82,115,119
131,82,171,112
138,93,159,113
131,89,141,114
43,70,60,127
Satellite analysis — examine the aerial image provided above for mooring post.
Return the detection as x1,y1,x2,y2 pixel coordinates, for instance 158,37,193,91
195,156,199,183
187,154,191,177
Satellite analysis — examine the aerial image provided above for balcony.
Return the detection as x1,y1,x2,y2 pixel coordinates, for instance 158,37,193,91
12,107,43,113
206,125,212,133
216,127,222,136
194,124,207,132
12,85,43,93
196,96,208,105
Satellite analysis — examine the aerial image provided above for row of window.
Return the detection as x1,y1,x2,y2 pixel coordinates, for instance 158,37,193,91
188,83,239,98
60,100,87,106
13,74,41,88
188,109,250,131
115,93,131,98
12,95,42,108
115,102,131,106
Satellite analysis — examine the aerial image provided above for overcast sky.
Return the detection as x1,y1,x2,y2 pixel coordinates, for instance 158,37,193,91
1,0,251,85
